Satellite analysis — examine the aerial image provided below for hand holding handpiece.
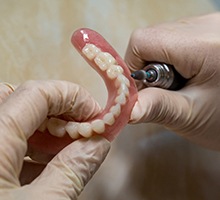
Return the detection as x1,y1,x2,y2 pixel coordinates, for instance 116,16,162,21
126,13,220,150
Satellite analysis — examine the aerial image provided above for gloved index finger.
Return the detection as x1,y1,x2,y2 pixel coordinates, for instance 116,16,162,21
124,32,147,73
124,22,205,79
0,80,101,187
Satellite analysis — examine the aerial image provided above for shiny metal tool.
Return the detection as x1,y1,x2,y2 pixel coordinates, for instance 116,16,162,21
131,63,186,90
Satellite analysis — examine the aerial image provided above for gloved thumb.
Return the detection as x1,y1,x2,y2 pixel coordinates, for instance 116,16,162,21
129,87,191,131
25,136,110,200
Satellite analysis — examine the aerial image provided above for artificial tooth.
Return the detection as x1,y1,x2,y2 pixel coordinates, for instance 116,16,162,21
116,74,130,87
94,52,116,71
110,104,121,117
106,65,124,79
115,93,127,105
65,121,80,139
78,122,92,138
117,83,129,96
38,118,49,132
47,118,67,137
103,112,115,126
91,119,105,134
82,44,101,60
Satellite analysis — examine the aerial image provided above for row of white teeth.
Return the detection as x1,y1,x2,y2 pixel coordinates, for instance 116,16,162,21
38,44,130,139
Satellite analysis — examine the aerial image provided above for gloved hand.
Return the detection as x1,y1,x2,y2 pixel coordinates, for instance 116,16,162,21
125,12,220,150
0,80,110,200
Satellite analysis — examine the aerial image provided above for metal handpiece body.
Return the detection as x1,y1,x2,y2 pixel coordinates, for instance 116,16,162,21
131,63,186,90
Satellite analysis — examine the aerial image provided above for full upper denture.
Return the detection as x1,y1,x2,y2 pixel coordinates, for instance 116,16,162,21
28,28,138,158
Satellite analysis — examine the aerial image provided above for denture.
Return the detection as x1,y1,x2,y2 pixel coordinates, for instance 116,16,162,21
28,28,137,158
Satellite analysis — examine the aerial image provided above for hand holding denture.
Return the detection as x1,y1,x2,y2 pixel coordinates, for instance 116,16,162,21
0,81,110,199
0,28,138,199
125,13,220,150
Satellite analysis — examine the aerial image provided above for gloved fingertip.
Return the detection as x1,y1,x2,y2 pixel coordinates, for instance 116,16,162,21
128,100,144,124
89,135,111,150
85,135,111,160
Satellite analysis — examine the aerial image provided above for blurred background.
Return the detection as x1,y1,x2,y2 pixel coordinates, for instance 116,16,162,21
1,0,220,199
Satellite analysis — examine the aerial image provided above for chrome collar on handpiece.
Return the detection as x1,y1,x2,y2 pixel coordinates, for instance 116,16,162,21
131,63,186,90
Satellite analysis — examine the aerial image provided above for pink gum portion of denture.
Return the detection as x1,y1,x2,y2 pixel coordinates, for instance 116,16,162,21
71,28,137,141
27,29,138,160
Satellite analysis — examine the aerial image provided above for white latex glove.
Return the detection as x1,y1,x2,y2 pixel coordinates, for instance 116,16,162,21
0,80,110,200
125,12,220,150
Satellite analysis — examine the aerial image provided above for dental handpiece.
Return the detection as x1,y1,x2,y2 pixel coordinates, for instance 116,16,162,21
131,63,186,90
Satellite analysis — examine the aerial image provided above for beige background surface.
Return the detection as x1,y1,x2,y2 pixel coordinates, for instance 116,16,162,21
1,0,220,199
0,0,217,105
